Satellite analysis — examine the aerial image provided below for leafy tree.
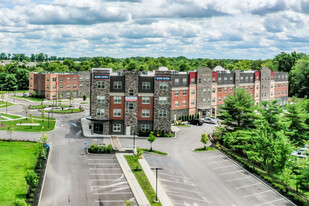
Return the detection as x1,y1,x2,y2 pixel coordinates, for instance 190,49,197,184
0,72,6,90
219,88,257,132
31,90,37,97
279,166,294,193
126,60,137,71
59,93,62,105
15,68,29,90
147,131,156,151
200,132,209,150
25,171,38,188
234,60,252,71
285,98,309,145
4,74,18,91
83,94,87,101
23,105,29,119
7,126,13,139
274,51,306,73
133,147,143,160
41,110,45,122
37,53,45,62
29,113,34,129
289,58,309,98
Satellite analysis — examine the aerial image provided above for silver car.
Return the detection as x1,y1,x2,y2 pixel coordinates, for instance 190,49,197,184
203,117,216,124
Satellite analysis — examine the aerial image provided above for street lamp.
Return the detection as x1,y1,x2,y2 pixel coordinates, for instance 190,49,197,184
151,167,163,203
48,111,50,129
133,132,138,152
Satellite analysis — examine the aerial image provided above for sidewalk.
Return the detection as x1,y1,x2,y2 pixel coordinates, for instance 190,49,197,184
116,153,151,206
139,159,174,206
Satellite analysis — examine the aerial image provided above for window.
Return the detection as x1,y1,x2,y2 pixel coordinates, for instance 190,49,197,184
73,85,77,88
175,101,179,107
96,109,105,116
183,90,187,96
250,76,253,80
52,93,56,97
97,96,105,103
159,82,168,90
114,96,121,104
30,83,33,87
159,97,167,104
60,85,63,89
245,76,248,82
191,89,195,95
199,78,201,83
218,97,222,102
175,90,179,96
256,85,259,89
212,98,215,102
52,77,57,82
183,78,187,83
250,85,253,90
80,84,83,87
129,90,134,96
113,124,121,132
271,92,273,96
212,78,216,83
30,77,33,80
278,84,280,88
114,81,122,89
256,76,259,80
285,90,287,94
46,85,50,89
113,109,121,117
67,85,70,89
230,87,233,92
46,94,49,98
256,93,259,97
96,81,104,89
240,76,244,81
142,82,151,90
230,77,233,81
73,77,77,81
141,124,150,131
67,77,70,82
191,78,195,83
47,77,50,82
203,89,206,94
183,100,187,106
218,77,222,83
128,102,134,110
191,100,195,105
224,87,227,92
218,88,221,93
159,110,167,117
175,78,179,84
208,98,210,103
208,78,211,83
142,109,150,117
224,77,227,81
203,98,206,103
60,77,63,82
212,88,215,93
142,97,150,104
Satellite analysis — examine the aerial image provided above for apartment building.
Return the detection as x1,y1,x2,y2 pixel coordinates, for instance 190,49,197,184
89,67,288,135
29,72,90,100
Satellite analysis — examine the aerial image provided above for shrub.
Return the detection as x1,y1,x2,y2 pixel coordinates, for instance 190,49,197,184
14,199,27,206
107,144,113,153
25,171,39,188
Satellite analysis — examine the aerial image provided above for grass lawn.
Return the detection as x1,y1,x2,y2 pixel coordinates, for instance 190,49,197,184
0,141,39,205
194,147,217,152
0,101,14,108
0,118,56,132
6,90,29,93
125,155,162,206
48,108,83,113
13,96,44,102
141,148,168,155
0,113,22,120
80,102,88,104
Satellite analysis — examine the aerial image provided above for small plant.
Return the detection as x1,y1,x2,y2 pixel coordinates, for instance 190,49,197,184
13,199,27,206
124,200,132,206
147,131,156,151
134,147,143,160
25,171,39,188
83,94,87,101
200,131,209,150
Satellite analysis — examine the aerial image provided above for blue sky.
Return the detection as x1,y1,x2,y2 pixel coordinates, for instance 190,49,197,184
0,0,309,59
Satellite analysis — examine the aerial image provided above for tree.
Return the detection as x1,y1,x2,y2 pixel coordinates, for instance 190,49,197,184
289,58,309,98
83,94,87,101
31,90,37,97
37,53,45,62
41,109,45,122
29,113,34,129
147,132,156,151
4,74,18,91
279,166,294,193
200,132,209,150
25,171,38,188
285,98,309,145
7,126,13,139
59,93,62,105
22,105,29,120
15,69,29,90
274,51,305,73
133,147,143,160
219,88,257,132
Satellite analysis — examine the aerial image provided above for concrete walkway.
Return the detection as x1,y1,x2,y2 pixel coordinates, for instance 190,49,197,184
139,159,174,206
116,153,151,206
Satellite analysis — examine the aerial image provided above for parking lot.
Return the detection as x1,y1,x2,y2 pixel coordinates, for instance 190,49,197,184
87,154,137,206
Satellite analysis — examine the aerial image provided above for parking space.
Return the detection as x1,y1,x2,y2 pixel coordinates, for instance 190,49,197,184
144,153,210,206
198,151,295,206
87,154,137,206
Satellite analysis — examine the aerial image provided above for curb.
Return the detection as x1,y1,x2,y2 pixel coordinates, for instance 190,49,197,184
217,149,297,206
38,144,52,206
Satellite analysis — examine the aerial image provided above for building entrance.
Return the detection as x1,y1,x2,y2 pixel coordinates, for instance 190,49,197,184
94,123,103,134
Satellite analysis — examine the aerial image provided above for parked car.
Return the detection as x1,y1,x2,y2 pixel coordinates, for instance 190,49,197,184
204,117,216,124
23,93,28,97
189,119,203,126
292,148,308,158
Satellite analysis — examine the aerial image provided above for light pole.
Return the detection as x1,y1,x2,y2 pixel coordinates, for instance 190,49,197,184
151,167,163,203
133,132,136,152
48,111,50,129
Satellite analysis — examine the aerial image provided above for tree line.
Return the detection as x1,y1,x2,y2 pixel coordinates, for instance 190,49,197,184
1,52,308,98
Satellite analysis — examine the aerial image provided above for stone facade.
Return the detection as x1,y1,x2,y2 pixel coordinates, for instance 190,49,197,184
78,71,90,98
196,67,212,117
153,70,172,132
260,67,272,101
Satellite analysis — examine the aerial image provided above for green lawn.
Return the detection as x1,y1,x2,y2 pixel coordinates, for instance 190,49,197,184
125,155,162,206
0,101,14,108
0,113,22,120
141,148,168,155
13,96,44,102
194,147,217,152
6,90,29,94
0,118,56,132
48,108,83,113
0,141,40,206
80,102,88,104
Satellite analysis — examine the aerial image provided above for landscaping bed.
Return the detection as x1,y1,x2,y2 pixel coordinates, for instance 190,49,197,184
125,155,162,206
13,96,44,102
194,147,217,152
0,119,56,132
88,144,114,154
0,113,22,119
47,108,83,113
141,148,168,155
0,101,14,108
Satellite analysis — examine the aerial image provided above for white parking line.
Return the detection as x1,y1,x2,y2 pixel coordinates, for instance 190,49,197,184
168,193,210,203
88,163,118,165
254,198,284,206
202,155,223,159
88,158,115,161
160,173,191,180
244,190,271,198
160,178,196,186
212,159,230,163
235,182,261,189
91,182,128,190
212,165,235,170
90,173,123,175
219,169,243,175
94,192,132,195
90,179,123,181
165,186,203,195
227,176,251,182
89,168,120,170
95,200,131,203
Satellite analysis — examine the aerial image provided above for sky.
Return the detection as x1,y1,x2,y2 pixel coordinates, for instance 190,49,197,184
0,0,309,59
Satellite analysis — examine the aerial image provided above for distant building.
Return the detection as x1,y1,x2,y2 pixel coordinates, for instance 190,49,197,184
29,71,90,100
88,67,288,135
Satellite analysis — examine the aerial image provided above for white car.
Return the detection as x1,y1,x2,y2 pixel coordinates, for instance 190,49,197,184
203,117,216,124
292,148,308,158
